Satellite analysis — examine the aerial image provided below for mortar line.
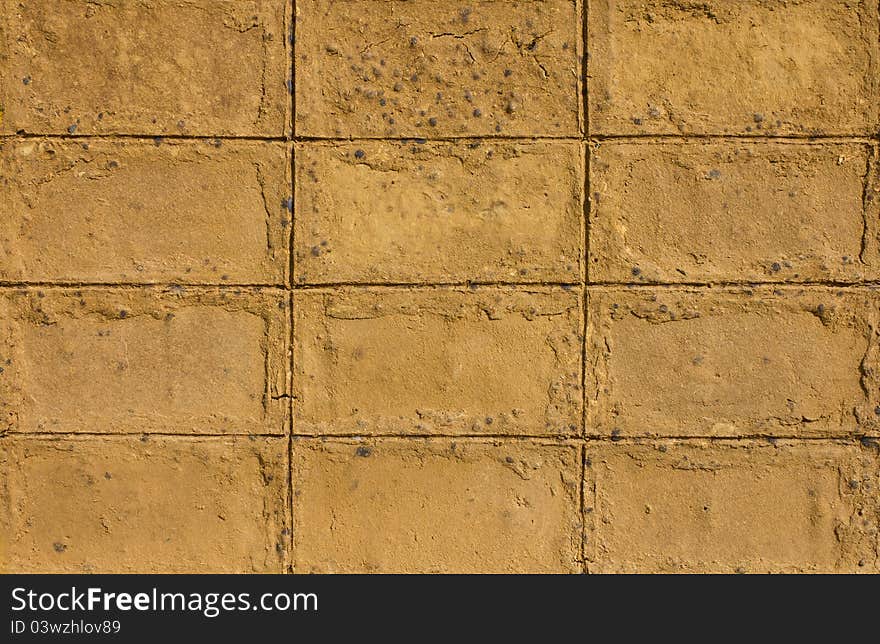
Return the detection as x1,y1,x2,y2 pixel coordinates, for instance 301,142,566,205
588,133,878,143
580,0,587,139
0,281,291,289
1,133,288,142
4,133,876,144
0,280,582,289
289,433,878,442
580,0,591,574
578,443,587,574
4,280,880,290
287,0,297,573
289,0,296,142
292,280,880,289
287,289,295,575
6,432,875,444
586,280,880,289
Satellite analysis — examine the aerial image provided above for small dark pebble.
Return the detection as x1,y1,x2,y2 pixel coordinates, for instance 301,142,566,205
355,446,372,457
354,149,365,159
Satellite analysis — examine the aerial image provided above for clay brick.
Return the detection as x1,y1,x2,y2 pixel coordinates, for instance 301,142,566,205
295,0,581,137
293,287,582,436
585,441,880,573
0,138,290,284
587,288,877,437
0,436,289,573
589,141,879,283
292,439,581,573
0,288,289,434
588,0,880,135
294,141,583,284
0,0,290,136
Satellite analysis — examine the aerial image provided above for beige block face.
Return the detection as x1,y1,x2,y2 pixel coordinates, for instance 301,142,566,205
294,141,583,284
0,139,290,284
586,441,880,573
588,0,880,135
295,0,582,137
587,288,877,437
0,437,289,573
589,141,878,283
0,0,290,136
293,288,582,436
0,288,289,434
292,439,581,573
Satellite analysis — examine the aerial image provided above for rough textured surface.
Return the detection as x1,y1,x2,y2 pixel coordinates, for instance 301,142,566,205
0,0,290,136
0,138,290,284
585,441,879,573
587,288,877,437
294,140,583,284
588,0,880,135
295,0,582,137
0,288,289,435
293,287,582,436
589,141,879,283
0,437,289,573
2,0,880,575
292,439,581,573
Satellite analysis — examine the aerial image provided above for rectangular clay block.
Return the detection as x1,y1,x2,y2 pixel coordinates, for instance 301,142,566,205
0,288,289,434
0,0,290,136
0,138,290,284
587,288,877,437
293,287,582,436
294,141,583,284
292,439,581,573
0,437,289,573
586,441,879,573
295,0,582,137
589,141,879,283
588,0,880,135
